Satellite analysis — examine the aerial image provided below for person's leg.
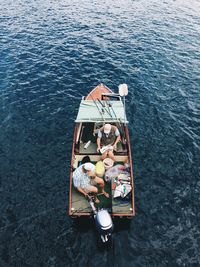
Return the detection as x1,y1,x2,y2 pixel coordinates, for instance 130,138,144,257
108,150,116,161
93,177,109,198
86,185,100,203
101,150,108,160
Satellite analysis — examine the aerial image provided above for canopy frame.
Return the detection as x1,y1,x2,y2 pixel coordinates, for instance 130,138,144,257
75,100,129,123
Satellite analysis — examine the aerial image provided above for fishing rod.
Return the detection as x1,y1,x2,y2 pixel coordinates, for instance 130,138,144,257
105,84,128,139
106,100,122,127
89,92,105,122
97,98,113,119
98,97,126,141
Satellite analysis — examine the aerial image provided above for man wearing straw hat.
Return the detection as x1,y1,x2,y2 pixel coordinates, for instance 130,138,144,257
97,123,120,161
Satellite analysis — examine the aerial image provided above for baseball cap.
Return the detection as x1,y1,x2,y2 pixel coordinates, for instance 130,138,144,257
104,124,111,134
84,163,95,172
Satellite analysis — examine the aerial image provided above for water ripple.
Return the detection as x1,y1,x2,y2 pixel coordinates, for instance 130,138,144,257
0,0,200,266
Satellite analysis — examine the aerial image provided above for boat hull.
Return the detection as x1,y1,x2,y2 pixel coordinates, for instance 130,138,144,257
69,84,135,218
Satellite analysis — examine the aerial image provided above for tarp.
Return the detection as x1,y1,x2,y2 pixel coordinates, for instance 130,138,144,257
75,100,128,123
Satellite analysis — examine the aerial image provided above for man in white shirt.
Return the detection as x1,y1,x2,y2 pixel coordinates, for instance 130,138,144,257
73,162,109,203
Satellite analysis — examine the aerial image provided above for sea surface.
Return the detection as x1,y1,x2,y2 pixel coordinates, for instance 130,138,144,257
0,0,200,266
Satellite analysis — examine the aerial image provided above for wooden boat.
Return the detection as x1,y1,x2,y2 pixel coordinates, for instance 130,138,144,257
69,83,135,219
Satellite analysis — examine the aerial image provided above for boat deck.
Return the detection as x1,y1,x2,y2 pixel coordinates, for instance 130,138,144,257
71,186,133,216
71,156,133,217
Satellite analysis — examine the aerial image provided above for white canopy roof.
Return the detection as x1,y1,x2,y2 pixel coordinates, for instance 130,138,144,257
75,100,128,123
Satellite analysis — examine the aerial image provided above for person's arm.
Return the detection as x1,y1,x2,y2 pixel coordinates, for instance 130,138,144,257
113,135,120,148
96,130,102,151
97,137,101,151
77,186,88,197
113,127,121,149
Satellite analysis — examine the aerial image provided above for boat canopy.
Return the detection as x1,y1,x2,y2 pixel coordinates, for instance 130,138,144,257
75,100,128,123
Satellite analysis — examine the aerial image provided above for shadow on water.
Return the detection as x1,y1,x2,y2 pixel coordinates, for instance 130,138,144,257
72,216,132,252
72,216,95,233
73,216,131,232
113,218,132,232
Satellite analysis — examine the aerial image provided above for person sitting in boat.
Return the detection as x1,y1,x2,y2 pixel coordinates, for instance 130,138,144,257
97,123,120,161
73,162,109,204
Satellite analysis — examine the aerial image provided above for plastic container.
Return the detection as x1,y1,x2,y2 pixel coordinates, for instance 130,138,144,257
105,164,125,182
103,158,114,170
84,140,91,149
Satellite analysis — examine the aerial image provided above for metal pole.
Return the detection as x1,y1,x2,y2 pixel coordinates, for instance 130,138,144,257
123,96,126,125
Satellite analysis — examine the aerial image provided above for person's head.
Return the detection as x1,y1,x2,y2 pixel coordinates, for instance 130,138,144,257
82,162,96,176
103,123,112,134
81,156,91,164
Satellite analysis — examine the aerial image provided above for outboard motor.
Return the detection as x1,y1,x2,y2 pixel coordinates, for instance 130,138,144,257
87,195,113,243
95,210,113,243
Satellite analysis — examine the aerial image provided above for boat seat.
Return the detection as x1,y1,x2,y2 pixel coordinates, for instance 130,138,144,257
78,141,127,155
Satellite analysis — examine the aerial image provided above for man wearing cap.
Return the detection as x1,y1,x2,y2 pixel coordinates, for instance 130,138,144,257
73,162,109,203
97,123,120,161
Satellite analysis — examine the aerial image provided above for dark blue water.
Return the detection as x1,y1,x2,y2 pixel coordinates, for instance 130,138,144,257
0,0,200,266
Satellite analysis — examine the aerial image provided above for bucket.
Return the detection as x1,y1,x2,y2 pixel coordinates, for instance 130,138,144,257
95,161,105,177
103,158,114,170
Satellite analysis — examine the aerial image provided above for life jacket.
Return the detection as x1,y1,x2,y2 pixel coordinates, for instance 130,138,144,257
100,126,117,146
